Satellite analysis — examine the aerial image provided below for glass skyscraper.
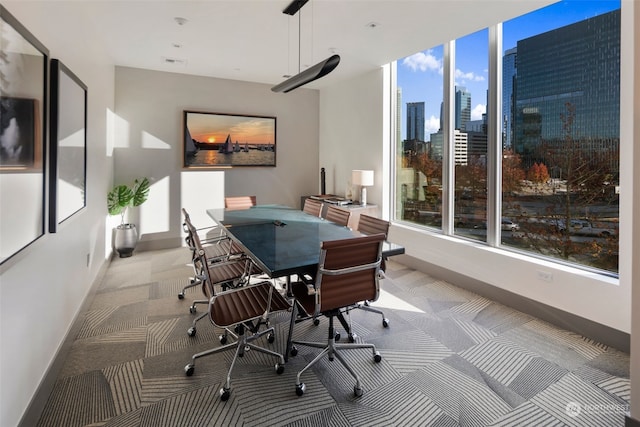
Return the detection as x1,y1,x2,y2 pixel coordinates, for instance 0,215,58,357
407,102,425,142
455,86,471,131
513,10,620,164
502,47,517,149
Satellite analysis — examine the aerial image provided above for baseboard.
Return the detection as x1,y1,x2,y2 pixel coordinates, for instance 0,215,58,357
627,414,640,427
18,258,111,427
396,254,630,353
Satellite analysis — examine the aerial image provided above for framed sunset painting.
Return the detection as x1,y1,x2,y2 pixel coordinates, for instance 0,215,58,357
183,111,276,168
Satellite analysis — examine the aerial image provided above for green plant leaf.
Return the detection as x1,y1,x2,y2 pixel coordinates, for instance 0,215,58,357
107,185,133,216
132,177,150,207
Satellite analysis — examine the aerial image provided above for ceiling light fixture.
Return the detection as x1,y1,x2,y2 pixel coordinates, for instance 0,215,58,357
271,0,340,93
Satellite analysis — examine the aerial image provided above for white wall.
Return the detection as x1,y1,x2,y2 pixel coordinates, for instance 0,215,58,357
0,3,115,427
319,68,386,205
114,67,320,247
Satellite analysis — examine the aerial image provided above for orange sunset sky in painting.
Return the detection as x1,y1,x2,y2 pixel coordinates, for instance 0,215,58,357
187,112,275,145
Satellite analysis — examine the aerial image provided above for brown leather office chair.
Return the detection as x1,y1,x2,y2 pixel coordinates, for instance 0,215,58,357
323,205,351,227
179,208,245,300
224,195,257,210
184,254,290,401
288,233,385,397
302,198,323,217
354,214,391,328
183,212,261,338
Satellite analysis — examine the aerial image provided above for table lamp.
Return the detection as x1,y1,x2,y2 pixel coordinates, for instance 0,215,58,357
352,170,374,206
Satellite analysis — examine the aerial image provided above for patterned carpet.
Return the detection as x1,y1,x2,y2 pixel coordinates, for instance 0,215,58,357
36,247,630,426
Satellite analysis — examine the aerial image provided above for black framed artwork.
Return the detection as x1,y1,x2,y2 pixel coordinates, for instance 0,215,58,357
183,111,276,168
0,5,49,265
48,59,87,232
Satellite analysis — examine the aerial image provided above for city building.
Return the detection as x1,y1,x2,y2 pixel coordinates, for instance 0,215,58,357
513,9,620,168
406,101,425,142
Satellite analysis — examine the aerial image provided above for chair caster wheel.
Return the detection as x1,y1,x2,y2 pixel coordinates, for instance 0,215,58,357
348,333,356,343
295,383,306,396
275,363,285,374
290,346,298,357
189,305,197,314
382,318,390,328
187,327,196,337
219,334,227,344
313,318,320,326
178,292,185,300
374,351,382,363
267,333,275,344
354,386,363,397
220,388,230,401
185,364,195,376
334,332,341,341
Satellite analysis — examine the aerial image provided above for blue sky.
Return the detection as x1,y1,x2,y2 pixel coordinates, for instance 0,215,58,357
397,0,620,139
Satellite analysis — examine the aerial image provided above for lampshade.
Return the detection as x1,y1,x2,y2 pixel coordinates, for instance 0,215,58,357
352,170,374,187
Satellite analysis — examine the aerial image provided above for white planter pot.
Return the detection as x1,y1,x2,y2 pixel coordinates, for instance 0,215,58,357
114,223,138,258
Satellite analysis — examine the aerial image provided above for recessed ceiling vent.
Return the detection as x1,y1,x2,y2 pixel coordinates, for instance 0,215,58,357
162,57,187,66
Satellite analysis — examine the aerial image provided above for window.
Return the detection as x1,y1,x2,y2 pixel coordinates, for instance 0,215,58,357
453,29,488,242
395,46,444,229
394,0,620,275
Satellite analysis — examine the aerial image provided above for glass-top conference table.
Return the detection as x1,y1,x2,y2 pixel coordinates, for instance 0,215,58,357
207,205,404,279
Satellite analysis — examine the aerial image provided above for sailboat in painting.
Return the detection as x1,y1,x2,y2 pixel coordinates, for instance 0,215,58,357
185,127,199,159
219,134,234,154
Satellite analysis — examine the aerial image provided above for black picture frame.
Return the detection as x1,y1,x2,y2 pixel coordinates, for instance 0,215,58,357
49,59,87,233
183,111,277,168
0,5,49,265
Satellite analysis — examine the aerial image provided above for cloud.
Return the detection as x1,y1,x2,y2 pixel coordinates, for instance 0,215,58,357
455,68,485,83
471,104,486,120
425,115,441,134
402,50,442,74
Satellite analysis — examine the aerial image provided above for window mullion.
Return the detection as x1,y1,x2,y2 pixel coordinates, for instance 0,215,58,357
442,40,455,235
487,24,502,246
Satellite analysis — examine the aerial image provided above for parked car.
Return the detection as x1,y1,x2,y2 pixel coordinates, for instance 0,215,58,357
501,218,520,231
551,219,615,236
474,218,520,231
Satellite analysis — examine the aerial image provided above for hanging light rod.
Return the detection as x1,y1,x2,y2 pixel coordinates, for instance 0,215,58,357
271,0,340,93
283,0,309,16
271,54,340,93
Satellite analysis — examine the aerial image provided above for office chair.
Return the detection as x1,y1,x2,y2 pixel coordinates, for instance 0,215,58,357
302,198,323,217
353,214,391,328
224,195,257,210
323,205,351,227
179,208,244,300
184,270,290,401
288,233,385,397
184,214,262,338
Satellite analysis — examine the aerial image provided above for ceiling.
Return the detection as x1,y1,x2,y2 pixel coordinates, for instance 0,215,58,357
47,0,556,90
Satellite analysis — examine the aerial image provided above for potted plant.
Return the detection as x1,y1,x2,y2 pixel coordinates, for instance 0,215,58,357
107,177,150,257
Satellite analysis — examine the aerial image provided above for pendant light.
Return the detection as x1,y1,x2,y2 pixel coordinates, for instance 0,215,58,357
271,0,340,93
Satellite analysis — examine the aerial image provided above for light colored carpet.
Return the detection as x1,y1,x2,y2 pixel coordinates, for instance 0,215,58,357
36,247,630,426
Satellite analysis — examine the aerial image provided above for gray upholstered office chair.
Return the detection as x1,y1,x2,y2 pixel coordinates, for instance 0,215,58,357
179,208,245,300
225,195,257,210
184,255,290,401
288,233,385,397
302,198,323,217
323,205,351,227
